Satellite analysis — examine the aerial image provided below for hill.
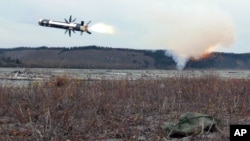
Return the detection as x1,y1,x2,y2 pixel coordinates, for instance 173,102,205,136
186,52,250,69
0,46,250,69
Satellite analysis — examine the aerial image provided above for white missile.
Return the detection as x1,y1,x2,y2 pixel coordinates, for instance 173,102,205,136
38,15,91,37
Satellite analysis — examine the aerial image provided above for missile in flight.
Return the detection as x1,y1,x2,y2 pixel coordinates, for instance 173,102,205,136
38,15,91,37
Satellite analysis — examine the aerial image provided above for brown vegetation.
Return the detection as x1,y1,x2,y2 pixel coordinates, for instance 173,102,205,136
0,76,250,140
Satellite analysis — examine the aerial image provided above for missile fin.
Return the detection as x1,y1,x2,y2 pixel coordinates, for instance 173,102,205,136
69,15,72,23
69,30,71,37
65,19,69,23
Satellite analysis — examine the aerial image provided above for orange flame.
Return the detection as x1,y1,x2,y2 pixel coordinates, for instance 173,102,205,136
200,46,216,59
190,46,216,61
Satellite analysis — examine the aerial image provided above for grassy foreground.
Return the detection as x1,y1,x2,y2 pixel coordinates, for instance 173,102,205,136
0,76,250,140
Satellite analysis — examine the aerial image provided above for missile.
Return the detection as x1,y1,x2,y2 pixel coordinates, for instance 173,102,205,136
38,15,91,37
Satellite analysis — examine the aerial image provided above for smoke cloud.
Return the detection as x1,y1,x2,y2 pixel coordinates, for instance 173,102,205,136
144,2,236,69
116,1,236,70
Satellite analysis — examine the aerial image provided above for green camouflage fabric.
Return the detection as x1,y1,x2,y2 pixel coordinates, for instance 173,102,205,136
161,112,217,138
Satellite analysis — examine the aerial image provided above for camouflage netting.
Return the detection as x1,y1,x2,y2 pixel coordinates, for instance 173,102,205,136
161,112,218,138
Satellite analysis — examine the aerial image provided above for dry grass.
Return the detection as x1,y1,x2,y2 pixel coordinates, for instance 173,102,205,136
0,75,250,140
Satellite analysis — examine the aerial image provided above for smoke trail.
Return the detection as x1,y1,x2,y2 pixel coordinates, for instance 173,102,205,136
165,51,189,70
89,23,115,34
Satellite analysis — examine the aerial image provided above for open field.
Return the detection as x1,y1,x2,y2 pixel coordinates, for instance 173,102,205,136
0,68,250,140
1,68,250,87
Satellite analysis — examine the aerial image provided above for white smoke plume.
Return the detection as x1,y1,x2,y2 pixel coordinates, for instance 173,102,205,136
164,7,235,69
116,1,236,70
144,2,236,70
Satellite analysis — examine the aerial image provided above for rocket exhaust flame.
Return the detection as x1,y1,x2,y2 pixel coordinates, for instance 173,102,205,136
89,23,115,34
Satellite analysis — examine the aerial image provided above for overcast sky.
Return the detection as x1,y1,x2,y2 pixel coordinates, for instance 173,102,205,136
0,0,249,53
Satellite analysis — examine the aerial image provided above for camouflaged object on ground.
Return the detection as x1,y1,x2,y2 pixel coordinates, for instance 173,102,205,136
161,112,218,138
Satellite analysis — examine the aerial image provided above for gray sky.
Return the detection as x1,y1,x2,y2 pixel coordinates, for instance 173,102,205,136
0,0,249,54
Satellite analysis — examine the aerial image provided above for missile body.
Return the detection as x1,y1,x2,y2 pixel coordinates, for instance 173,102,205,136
38,16,91,37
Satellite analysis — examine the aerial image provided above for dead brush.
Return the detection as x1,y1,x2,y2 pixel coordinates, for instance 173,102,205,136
0,75,250,140
46,76,73,87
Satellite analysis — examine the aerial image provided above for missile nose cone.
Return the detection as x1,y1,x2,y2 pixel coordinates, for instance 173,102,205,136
38,19,43,26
